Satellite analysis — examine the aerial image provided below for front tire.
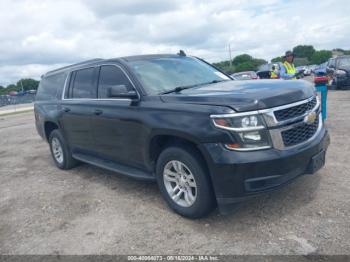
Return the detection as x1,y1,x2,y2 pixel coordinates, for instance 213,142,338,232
156,145,215,218
49,129,78,170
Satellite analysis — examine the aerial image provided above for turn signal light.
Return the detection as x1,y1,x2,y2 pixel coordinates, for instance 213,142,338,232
213,118,229,127
225,143,240,149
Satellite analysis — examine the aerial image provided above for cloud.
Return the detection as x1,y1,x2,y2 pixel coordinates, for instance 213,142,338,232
0,0,349,85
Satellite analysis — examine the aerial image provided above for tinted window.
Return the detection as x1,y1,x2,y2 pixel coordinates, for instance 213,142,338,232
72,67,97,98
338,57,350,68
97,65,133,98
36,72,67,101
328,59,335,68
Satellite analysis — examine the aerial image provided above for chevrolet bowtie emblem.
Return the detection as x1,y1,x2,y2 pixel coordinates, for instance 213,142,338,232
304,112,317,124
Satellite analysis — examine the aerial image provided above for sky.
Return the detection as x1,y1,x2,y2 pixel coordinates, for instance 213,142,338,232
0,0,349,86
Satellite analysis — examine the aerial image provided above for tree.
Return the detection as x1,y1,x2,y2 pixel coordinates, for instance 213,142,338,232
310,50,332,64
271,56,283,63
232,54,253,65
213,54,267,74
294,57,310,67
16,78,39,91
212,60,235,74
292,45,316,60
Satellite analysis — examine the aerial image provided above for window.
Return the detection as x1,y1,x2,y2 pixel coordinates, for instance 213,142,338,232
71,67,97,99
36,72,67,101
338,57,350,68
328,59,336,68
97,65,133,98
129,57,230,95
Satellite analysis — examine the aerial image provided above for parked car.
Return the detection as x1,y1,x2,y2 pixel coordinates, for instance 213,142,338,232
303,66,312,76
326,56,350,90
35,54,330,218
296,66,305,77
230,71,258,80
314,62,327,76
309,64,318,74
256,63,273,79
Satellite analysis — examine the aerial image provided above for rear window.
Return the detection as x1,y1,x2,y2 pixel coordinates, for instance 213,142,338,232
36,72,67,101
71,67,97,99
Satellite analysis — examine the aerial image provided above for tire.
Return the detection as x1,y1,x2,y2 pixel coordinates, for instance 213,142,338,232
156,145,215,218
49,129,78,170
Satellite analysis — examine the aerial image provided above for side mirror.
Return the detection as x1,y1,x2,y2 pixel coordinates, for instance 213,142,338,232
327,66,335,73
108,85,138,99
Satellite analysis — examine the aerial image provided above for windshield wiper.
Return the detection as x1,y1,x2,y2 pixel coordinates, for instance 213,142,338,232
160,85,195,95
160,79,227,95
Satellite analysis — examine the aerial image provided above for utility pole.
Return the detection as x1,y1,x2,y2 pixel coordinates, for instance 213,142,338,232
229,44,232,68
20,80,24,93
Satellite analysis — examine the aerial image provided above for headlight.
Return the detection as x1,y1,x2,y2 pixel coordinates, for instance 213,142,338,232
211,113,271,151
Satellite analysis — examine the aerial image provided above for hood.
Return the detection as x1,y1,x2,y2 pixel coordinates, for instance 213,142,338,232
339,65,350,72
160,79,315,112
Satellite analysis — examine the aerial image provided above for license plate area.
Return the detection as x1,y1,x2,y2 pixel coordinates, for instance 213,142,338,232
309,150,326,174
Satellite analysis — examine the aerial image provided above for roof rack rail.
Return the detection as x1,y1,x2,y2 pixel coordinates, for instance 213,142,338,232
45,58,104,75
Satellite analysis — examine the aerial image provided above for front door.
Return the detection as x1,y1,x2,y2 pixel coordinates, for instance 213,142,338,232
90,65,145,168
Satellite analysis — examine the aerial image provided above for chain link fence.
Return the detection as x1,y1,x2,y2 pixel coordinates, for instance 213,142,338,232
0,94,35,107
0,94,36,107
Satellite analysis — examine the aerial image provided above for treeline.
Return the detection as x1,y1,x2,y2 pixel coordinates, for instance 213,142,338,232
270,46,350,65
214,45,350,74
213,54,267,75
0,78,39,95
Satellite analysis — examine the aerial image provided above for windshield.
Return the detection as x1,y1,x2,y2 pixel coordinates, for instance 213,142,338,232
338,57,350,68
129,57,230,95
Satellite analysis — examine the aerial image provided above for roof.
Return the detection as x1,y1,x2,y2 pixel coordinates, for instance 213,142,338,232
44,54,185,77
44,58,105,76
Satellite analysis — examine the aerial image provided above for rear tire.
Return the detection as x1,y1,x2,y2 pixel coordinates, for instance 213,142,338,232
49,129,78,170
156,145,215,218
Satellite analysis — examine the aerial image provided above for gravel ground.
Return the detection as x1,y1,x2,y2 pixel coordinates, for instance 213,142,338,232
0,91,349,255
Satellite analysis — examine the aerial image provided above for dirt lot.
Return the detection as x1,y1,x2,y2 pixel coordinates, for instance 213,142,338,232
0,91,349,255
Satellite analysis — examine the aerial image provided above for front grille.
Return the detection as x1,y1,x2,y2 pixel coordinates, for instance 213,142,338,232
274,97,317,121
281,116,319,147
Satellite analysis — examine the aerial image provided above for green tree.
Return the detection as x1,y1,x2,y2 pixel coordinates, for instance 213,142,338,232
271,56,283,63
16,78,40,91
212,60,235,74
213,54,267,74
310,50,332,64
292,45,316,60
232,54,253,65
235,62,255,72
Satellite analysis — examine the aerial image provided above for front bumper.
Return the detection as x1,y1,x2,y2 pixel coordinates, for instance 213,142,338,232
336,76,350,89
199,127,330,210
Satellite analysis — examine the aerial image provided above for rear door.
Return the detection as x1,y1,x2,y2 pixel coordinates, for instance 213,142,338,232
90,64,145,168
59,67,98,152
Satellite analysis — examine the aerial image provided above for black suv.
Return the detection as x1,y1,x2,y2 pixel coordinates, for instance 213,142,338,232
35,54,330,218
327,55,350,90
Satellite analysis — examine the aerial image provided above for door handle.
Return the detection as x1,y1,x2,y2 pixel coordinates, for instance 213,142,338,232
63,107,71,113
94,109,103,115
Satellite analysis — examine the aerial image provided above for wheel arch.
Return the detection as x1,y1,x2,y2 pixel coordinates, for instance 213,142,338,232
147,132,212,181
44,121,59,142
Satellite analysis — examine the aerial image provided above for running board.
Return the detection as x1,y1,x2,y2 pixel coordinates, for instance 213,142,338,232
72,153,155,181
